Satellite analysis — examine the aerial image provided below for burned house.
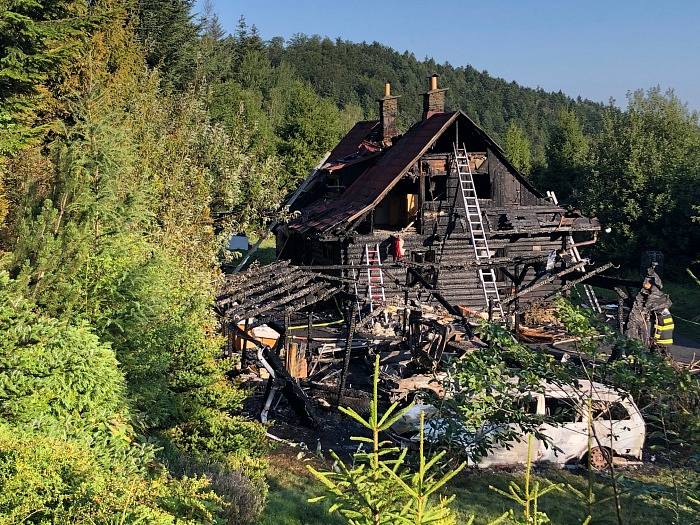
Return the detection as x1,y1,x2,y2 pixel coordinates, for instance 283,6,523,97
275,75,601,318
216,77,680,442
216,77,625,432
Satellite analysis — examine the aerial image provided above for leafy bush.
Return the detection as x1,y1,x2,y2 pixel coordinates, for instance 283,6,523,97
437,322,574,460
0,271,232,523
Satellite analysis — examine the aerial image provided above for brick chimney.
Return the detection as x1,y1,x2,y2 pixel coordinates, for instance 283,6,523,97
422,73,447,119
379,82,400,145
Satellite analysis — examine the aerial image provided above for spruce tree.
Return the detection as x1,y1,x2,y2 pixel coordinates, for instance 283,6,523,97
534,108,590,203
136,0,199,90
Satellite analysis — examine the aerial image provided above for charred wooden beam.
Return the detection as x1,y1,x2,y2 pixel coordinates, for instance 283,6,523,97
406,267,462,317
227,281,331,321
356,306,389,330
282,284,341,313
220,261,290,292
337,303,357,404
220,269,305,306
502,262,585,306
262,346,319,428
526,262,615,308
581,274,642,290
228,274,315,315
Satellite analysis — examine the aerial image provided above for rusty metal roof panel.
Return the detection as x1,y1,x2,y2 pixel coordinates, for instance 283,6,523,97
327,120,380,161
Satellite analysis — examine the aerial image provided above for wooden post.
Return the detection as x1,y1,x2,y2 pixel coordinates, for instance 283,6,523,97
241,318,249,366
337,302,357,405
614,287,628,333
419,162,425,234
403,289,409,334
286,342,308,379
307,310,312,350
280,311,290,357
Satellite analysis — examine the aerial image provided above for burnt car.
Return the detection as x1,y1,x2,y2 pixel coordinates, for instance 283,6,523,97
391,380,645,469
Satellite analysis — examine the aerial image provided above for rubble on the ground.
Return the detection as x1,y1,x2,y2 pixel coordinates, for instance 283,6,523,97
215,260,677,433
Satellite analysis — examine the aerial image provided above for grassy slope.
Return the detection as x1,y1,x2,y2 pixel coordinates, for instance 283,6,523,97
228,235,278,269
259,453,344,525
250,236,277,266
261,451,697,524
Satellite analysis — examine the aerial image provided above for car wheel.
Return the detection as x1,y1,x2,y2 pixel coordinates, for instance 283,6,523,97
585,447,612,470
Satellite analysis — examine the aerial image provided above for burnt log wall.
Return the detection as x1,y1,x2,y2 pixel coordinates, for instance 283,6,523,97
343,230,567,310
486,149,541,206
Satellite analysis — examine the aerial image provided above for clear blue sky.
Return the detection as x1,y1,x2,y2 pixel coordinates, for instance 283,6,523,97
195,0,700,110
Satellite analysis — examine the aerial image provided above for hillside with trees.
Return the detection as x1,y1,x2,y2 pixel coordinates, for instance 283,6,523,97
136,5,698,270
0,0,698,523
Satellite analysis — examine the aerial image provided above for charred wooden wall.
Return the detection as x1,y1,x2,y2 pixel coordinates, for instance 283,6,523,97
345,229,568,310
486,149,541,206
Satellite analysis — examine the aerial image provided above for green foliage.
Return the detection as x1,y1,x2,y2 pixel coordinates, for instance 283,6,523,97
0,0,93,154
0,271,231,523
553,298,698,418
0,270,128,443
201,20,349,187
136,0,199,91
266,458,700,525
488,437,565,525
0,2,270,522
274,35,606,150
533,108,590,202
308,355,465,525
276,81,345,186
438,322,571,460
581,88,700,265
503,122,533,175
5,7,268,460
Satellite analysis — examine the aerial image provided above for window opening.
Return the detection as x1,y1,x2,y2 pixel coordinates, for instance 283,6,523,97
545,397,580,423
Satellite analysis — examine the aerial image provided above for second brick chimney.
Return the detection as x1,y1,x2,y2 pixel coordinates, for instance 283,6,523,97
422,73,447,119
379,82,400,145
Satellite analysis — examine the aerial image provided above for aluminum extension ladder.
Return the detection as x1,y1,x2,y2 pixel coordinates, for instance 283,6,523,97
567,234,602,313
453,144,504,320
546,191,602,314
364,243,388,322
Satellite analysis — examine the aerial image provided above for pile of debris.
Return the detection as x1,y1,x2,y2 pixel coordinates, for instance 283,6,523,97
216,257,679,430
216,260,489,427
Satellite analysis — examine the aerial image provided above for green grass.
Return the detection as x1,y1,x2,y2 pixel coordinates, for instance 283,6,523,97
261,452,699,525
259,454,344,525
230,235,278,270
250,235,277,266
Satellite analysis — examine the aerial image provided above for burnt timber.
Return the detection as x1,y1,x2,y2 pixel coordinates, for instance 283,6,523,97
276,75,601,313
217,76,624,429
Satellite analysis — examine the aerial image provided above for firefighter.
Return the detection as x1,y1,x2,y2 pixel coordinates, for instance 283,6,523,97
624,263,674,349
653,307,674,347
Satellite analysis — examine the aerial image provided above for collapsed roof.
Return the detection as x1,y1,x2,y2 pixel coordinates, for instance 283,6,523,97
288,109,561,235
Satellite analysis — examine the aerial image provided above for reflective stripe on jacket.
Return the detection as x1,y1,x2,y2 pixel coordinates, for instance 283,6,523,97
654,310,674,345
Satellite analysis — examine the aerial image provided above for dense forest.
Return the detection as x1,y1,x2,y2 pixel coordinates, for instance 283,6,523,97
0,0,698,523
